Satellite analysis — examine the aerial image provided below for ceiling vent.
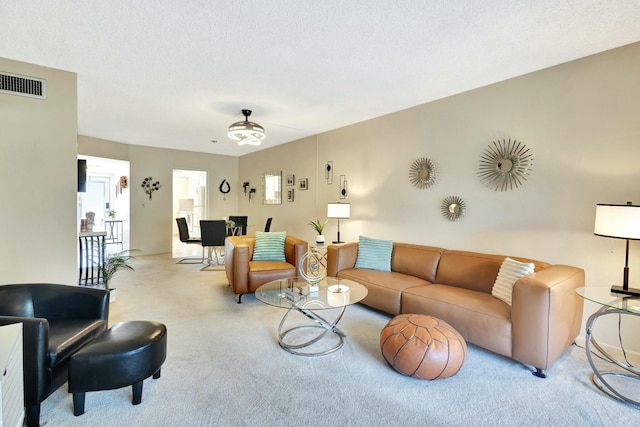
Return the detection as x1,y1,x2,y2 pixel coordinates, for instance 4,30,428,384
0,71,47,99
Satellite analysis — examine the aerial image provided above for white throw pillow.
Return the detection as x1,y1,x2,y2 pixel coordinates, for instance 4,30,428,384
491,257,535,306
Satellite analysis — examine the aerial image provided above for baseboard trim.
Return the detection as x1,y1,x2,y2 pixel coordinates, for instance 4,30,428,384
574,335,640,359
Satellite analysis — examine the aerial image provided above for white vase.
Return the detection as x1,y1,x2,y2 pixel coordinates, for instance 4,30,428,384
316,235,325,244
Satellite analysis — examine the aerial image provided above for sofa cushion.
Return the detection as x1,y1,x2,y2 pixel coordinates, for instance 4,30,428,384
252,231,286,262
435,250,544,294
491,257,535,306
337,268,430,315
248,261,296,291
402,284,512,357
355,236,393,271
391,243,445,282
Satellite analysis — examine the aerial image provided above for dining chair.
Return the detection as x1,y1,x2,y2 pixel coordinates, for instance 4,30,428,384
264,217,273,232
200,220,227,270
176,217,204,264
228,216,248,235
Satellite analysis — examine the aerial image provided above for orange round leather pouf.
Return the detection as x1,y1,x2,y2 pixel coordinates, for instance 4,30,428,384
380,314,467,380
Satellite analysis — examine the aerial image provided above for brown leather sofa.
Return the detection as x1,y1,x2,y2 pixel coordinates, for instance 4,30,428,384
225,234,308,303
327,242,585,377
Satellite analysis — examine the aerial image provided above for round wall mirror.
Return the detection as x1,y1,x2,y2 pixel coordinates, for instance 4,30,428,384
441,196,466,221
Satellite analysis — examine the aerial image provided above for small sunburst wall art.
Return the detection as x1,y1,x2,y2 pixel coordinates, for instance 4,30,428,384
441,196,466,221
409,157,436,189
477,138,533,192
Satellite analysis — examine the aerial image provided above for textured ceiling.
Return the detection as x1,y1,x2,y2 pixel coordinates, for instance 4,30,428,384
1,1,639,157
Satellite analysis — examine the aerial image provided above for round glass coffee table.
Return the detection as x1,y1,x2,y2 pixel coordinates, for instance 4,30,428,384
576,287,640,406
256,277,367,356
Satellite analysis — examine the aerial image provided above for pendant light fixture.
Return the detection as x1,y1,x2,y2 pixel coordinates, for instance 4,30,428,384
228,109,266,146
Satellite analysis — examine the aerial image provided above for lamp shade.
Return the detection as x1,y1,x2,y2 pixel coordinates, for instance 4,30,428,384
594,203,640,240
328,203,350,219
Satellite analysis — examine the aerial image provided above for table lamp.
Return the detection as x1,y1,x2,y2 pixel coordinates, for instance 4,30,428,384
327,202,350,244
594,202,640,297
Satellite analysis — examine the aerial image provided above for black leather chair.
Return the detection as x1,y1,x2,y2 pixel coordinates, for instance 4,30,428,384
264,217,273,232
176,217,204,264
200,220,227,270
0,283,109,427
228,216,248,236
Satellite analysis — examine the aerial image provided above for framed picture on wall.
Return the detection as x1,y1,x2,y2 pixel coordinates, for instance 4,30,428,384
287,188,294,202
299,178,308,190
286,175,295,186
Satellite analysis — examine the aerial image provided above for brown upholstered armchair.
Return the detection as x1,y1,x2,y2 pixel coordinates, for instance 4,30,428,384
225,234,308,303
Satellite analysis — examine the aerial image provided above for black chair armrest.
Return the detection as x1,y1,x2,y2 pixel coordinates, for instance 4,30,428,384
0,316,50,403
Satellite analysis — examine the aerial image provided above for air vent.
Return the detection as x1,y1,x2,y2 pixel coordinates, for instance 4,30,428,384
0,71,47,99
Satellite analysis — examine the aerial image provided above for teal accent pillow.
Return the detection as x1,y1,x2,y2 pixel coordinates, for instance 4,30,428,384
355,236,393,271
253,231,287,262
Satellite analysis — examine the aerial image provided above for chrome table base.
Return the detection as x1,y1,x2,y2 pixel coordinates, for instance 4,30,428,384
277,300,347,357
585,305,640,407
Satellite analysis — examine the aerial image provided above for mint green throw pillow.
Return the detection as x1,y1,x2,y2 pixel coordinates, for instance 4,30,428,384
253,231,287,262
355,236,393,271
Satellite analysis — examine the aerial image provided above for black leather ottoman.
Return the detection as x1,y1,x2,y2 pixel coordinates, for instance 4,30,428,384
68,320,167,416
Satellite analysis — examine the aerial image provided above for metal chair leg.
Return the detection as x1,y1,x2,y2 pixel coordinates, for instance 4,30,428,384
177,247,205,264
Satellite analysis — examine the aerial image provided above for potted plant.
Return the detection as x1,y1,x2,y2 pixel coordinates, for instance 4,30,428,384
308,219,328,244
100,249,140,302
107,209,116,219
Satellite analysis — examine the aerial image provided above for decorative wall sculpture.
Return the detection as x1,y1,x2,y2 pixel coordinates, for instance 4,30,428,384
340,175,348,199
409,157,436,189
141,177,161,200
478,139,533,191
441,196,466,221
325,161,333,184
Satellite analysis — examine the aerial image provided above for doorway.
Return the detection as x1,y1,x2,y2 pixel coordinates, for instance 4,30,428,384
173,169,207,257
77,155,130,255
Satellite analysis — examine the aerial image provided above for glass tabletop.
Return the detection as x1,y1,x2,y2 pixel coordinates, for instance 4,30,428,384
256,277,368,310
576,287,640,314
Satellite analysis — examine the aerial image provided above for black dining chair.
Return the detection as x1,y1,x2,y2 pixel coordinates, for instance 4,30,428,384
200,220,227,270
228,216,248,235
176,217,204,264
264,217,273,232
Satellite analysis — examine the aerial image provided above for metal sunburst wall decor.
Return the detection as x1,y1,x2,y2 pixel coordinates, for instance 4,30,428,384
441,196,466,221
478,138,533,192
409,157,436,189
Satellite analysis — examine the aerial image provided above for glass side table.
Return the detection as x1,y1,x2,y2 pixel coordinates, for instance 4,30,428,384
576,287,640,406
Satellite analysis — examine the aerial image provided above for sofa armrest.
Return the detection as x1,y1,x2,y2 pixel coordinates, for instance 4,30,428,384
285,235,308,270
225,236,251,295
327,242,358,277
0,316,50,404
511,265,585,370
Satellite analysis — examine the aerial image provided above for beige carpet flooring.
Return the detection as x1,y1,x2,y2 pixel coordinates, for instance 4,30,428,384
38,253,639,426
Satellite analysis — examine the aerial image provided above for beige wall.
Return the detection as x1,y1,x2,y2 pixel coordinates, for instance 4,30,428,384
78,136,239,255
239,42,640,350
0,58,78,284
